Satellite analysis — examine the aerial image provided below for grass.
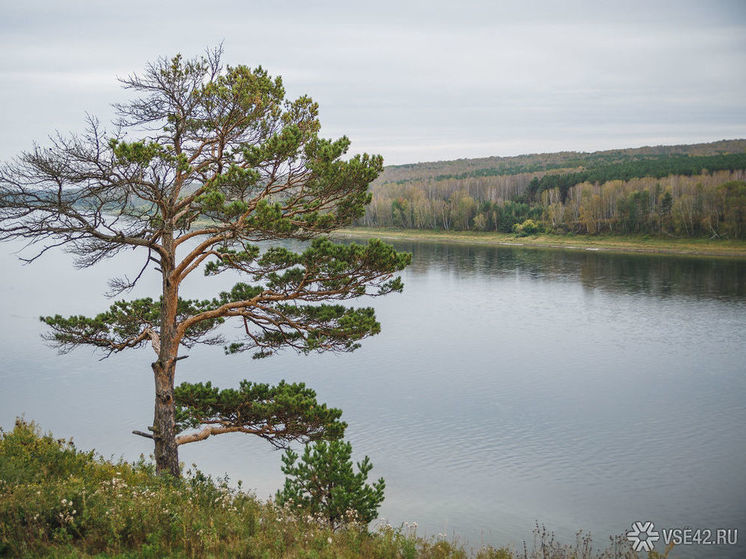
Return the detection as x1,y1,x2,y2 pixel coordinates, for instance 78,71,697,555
334,227,746,259
0,420,669,558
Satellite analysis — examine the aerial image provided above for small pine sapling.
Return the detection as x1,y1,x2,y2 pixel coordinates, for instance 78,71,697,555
275,439,385,530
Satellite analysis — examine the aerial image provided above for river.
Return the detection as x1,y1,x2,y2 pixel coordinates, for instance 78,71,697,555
1,238,744,557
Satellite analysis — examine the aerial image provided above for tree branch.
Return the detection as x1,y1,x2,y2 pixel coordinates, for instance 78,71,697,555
132,430,154,440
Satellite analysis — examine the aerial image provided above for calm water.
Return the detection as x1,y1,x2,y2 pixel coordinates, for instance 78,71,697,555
1,238,745,557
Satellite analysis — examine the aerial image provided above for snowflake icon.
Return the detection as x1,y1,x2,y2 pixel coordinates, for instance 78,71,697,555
627,521,660,552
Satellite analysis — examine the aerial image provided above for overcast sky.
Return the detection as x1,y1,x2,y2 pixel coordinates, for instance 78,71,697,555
1,0,744,165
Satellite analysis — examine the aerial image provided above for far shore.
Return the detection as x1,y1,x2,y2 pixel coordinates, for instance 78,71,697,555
333,227,746,259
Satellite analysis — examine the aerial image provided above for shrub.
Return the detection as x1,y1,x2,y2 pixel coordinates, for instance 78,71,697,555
275,440,386,530
512,219,541,237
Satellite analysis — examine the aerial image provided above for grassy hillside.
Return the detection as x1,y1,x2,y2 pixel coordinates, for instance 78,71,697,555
0,420,660,558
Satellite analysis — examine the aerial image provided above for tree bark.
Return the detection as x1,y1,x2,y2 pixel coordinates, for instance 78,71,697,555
152,358,179,476
152,228,180,476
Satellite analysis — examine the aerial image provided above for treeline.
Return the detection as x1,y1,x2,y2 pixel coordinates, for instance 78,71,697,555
543,172,746,237
359,170,746,238
359,143,746,238
526,152,746,203
363,190,543,232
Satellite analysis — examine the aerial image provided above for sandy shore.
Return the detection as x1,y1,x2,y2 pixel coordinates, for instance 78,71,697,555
333,228,746,259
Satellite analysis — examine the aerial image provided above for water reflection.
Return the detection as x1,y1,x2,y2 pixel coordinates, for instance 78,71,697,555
387,240,746,299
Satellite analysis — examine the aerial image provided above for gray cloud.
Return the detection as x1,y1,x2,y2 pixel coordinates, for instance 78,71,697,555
1,0,744,164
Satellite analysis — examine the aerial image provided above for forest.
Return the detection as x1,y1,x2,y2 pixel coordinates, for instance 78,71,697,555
358,140,746,239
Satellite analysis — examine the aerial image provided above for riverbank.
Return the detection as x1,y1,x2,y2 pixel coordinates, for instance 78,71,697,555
1,420,652,559
334,227,746,259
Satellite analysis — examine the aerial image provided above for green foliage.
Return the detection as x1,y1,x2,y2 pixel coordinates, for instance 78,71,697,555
718,180,746,238
174,380,346,446
276,440,385,530
1,420,536,558
512,219,541,237
109,139,166,167
201,237,410,358
0,419,260,557
40,236,410,359
40,297,225,353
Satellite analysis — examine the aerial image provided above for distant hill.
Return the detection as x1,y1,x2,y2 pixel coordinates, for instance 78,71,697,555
375,139,746,184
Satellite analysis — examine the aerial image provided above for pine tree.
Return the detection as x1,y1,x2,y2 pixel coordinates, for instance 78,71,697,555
276,440,385,530
0,47,410,476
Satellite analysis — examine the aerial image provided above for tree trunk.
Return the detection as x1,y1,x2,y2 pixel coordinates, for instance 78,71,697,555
152,229,180,476
152,358,179,476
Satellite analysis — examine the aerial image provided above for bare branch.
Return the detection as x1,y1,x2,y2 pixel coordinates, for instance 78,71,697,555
132,430,154,440
107,247,154,297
